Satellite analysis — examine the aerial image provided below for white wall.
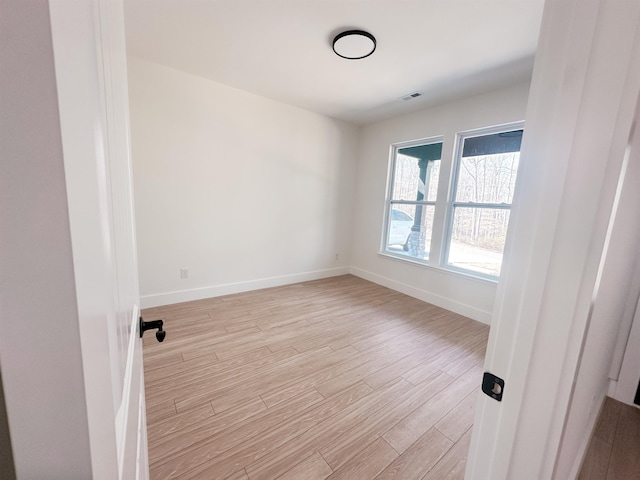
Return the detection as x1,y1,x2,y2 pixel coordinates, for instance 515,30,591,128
350,82,531,323
0,1,92,477
128,57,359,307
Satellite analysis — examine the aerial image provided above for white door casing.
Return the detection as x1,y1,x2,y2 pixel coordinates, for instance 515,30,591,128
555,92,640,480
49,1,148,478
611,99,640,408
466,1,640,479
611,114,640,408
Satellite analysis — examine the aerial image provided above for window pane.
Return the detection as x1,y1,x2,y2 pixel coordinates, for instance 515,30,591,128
386,204,435,260
455,152,519,204
447,207,510,277
391,148,441,202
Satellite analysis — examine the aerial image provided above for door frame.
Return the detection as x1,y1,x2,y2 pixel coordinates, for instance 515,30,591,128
465,0,640,478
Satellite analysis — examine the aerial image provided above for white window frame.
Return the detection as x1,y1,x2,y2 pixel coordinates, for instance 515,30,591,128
443,122,524,280
382,136,443,265
380,122,524,281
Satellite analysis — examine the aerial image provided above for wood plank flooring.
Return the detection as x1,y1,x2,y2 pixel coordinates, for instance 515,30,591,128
579,396,640,480
141,275,489,479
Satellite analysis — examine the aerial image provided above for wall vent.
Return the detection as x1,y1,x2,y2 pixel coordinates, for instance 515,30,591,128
400,91,422,101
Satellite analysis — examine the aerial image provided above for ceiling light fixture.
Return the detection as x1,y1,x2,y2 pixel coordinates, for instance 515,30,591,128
332,30,376,60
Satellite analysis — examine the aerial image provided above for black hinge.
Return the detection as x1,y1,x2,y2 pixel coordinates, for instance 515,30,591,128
482,372,505,401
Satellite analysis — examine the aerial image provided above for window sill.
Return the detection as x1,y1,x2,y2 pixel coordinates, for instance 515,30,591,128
378,251,499,285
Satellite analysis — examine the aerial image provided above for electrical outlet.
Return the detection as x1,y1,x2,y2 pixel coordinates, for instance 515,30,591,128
180,268,189,279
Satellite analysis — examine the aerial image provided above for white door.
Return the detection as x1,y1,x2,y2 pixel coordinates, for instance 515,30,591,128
610,115,640,408
49,1,149,478
465,1,640,479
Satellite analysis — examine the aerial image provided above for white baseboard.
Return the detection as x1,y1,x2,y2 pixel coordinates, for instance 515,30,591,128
141,266,493,324
140,267,350,309
349,266,492,324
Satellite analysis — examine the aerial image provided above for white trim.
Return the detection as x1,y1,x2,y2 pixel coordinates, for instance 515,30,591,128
140,267,350,308
349,266,492,324
135,381,148,480
567,393,606,480
608,379,618,398
382,136,444,264
454,120,527,143
115,303,139,478
443,121,525,278
465,2,640,478
382,122,525,280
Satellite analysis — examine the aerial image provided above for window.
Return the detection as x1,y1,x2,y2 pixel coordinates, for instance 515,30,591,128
382,124,523,279
446,127,522,277
384,138,442,261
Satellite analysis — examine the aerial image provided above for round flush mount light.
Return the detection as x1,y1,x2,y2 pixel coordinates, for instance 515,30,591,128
332,30,376,60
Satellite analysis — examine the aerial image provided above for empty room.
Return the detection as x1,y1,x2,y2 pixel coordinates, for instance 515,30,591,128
126,1,534,478
3,1,640,480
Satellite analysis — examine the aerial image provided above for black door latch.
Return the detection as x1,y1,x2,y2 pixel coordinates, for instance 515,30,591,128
482,372,504,401
139,317,166,342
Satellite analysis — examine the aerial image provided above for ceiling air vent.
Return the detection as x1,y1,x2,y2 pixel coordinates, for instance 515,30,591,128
400,91,422,101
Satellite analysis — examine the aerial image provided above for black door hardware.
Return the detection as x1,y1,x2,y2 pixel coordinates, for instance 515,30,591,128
139,317,166,342
482,372,504,401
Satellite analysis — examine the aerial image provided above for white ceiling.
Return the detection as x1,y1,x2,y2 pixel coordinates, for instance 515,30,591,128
124,0,545,125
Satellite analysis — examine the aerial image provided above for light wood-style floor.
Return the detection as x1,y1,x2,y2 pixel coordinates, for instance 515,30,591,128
579,396,640,480
141,275,489,479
